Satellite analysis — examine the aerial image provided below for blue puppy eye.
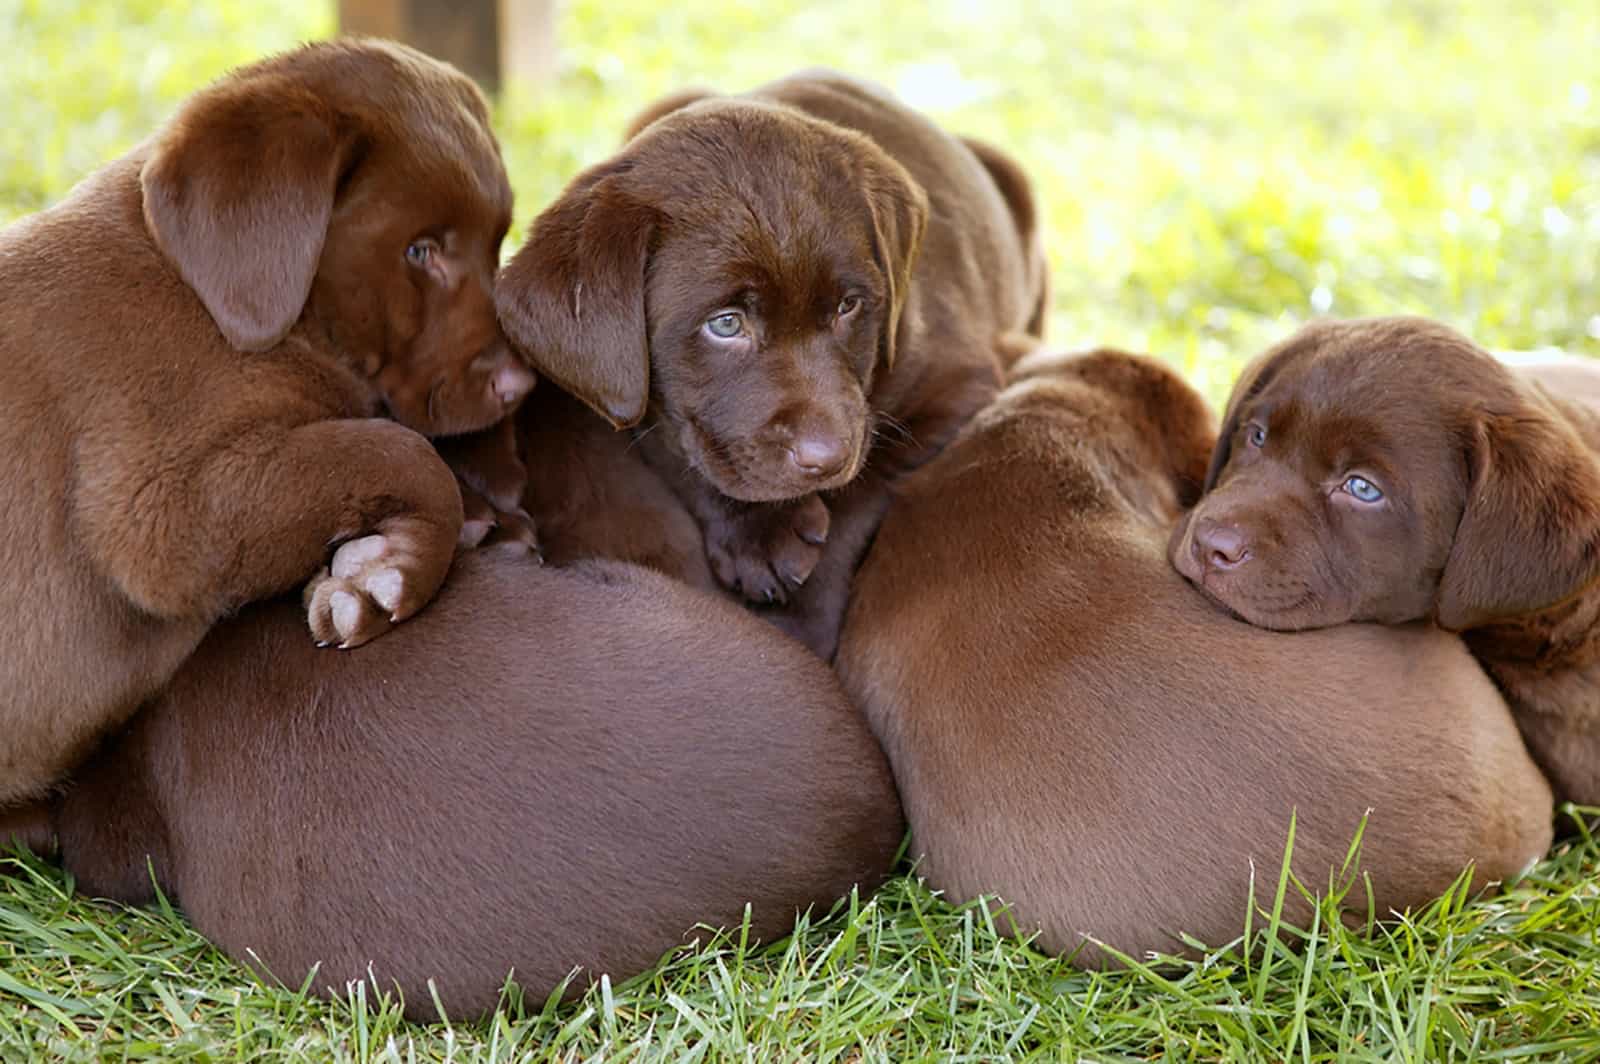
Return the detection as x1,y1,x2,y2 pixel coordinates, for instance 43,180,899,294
405,239,434,267
1246,423,1267,447
1344,475,1384,503
704,312,744,339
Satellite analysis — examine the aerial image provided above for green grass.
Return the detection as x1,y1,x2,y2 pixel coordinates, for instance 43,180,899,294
4,0,1600,1058
4,819,1600,1061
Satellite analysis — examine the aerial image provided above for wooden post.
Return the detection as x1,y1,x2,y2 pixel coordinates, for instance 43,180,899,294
337,0,556,94
499,0,558,92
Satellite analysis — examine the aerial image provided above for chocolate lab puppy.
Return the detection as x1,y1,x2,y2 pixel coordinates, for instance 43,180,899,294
494,69,1048,658
0,40,535,806
837,347,1552,963
0,547,904,1021
1171,317,1600,806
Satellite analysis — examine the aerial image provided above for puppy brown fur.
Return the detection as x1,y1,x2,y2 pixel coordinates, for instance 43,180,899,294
0,40,536,806
495,69,1048,658
3,548,904,1021
1171,317,1600,805
837,347,1552,962
439,386,718,590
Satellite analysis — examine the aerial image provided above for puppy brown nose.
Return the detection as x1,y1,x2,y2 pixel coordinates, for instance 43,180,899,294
1193,521,1250,571
492,360,537,409
788,434,850,478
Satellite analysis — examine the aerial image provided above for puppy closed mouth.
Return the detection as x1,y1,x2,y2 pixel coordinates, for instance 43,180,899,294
680,411,866,502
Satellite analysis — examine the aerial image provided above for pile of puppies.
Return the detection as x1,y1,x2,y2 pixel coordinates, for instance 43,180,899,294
0,39,1588,1020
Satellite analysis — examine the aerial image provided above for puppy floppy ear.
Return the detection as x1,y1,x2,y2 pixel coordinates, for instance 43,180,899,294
1204,352,1273,491
1435,401,1600,631
496,163,654,429
141,84,353,352
1203,323,1329,491
860,154,928,372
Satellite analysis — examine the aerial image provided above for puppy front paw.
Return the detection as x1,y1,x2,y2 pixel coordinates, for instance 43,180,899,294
458,478,542,558
303,524,451,648
706,494,831,605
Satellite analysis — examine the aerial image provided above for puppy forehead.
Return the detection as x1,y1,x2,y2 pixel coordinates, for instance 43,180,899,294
1272,399,1395,473
653,193,877,316
265,40,512,229
379,103,510,229
1261,350,1459,477
638,102,878,231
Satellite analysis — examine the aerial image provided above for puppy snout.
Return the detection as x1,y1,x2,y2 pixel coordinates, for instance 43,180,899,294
1193,520,1250,572
787,433,851,478
485,354,537,410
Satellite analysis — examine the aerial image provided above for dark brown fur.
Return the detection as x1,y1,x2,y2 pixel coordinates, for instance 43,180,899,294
437,385,718,589
494,69,1048,659
0,40,537,806
837,347,1552,962
0,548,904,1021
1171,317,1600,805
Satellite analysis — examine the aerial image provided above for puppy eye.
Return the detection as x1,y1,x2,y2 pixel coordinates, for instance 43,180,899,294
837,295,862,318
405,239,436,268
1245,423,1267,448
704,311,746,340
1343,475,1384,503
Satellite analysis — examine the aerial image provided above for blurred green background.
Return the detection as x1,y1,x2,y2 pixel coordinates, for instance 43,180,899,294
3,0,1596,404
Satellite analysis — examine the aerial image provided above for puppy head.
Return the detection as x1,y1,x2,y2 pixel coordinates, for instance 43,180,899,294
496,96,927,503
140,39,534,436
1170,317,1600,631
1001,347,1217,520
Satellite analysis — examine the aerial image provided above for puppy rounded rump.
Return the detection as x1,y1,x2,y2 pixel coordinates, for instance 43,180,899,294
54,551,904,1019
837,356,1552,963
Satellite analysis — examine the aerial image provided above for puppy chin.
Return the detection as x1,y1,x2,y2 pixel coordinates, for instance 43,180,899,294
1191,574,1352,633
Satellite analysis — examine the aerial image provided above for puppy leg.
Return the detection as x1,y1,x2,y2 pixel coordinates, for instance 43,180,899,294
1509,701,1600,808
85,418,463,649
699,495,832,606
638,431,831,604
434,417,541,555
0,800,56,858
51,725,170,905
766,472,893,661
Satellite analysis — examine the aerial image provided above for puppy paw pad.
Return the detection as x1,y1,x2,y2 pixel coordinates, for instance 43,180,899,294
363,567,406,615
331,534,389,578
330,590,366,640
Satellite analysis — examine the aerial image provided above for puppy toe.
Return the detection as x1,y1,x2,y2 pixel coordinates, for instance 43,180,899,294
707,542,739,589
775,555,815,587
792,496,831,546
362,567,407,617
482,507,542,555
304,571,341,646
330,589,367,640
459,516,495,550
769,527,823,586
736,556,789,606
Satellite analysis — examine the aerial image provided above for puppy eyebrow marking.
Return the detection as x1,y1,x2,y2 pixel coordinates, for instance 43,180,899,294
572,281,583,322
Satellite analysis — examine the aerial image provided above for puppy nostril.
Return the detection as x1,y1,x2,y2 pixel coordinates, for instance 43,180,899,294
787,435,850,477
491,360,537,408
1195,522,1250,571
